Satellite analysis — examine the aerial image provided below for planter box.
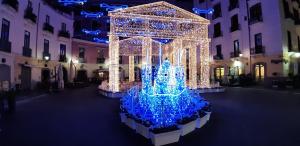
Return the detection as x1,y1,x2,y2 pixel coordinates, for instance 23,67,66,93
125,117,136,130
120,113,127,123
178,120,197,136
150,130,180,146
196,117,207,128
136,122,150,139
205,111,212,121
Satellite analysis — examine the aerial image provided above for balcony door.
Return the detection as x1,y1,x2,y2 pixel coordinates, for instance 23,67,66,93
1,19,10,41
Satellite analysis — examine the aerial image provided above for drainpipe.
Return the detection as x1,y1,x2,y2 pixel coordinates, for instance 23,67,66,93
35,2,41,59
246,0,252,75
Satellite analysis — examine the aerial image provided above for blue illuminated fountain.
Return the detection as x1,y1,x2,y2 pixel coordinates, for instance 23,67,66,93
121,58,209,129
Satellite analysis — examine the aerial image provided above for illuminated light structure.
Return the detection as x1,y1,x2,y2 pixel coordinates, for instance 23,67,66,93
82,29,101,35
108,1,211,92
192,8,214,15
100,3,128,11
93,38,109,44
81,11,104,18
58,0,87,6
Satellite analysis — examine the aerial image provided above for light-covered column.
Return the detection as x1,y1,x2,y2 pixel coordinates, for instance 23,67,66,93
200,38,211,88
189,42,197,89
108,34,120,92
129,55,135,82
142,37,152,66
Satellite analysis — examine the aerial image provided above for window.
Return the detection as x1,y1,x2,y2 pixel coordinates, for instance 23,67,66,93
234,40,240,56
216,45,222,56
215,67,224,80
134,56,141,64
287,31,292,51
1,19,10,41
60,44,66,56
27,0,32,8
24,31,30,48
213,23,222,37
230,14,239,32
255,33,262,47
44,39,49,53
212,3,222,19
46,15,50,24
283,0,292,18
79,47,85,58
229,0,239,11
61,23,66,31
249,3,263,24
119,56,123,64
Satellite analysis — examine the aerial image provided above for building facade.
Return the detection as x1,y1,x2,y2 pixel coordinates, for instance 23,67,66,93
0,0,73,90
194,0,300,86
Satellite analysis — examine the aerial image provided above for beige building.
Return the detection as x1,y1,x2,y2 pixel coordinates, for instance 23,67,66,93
0,0,73,90
194,0,300,86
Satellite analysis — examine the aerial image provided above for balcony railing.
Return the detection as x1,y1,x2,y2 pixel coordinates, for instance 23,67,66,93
230,24,240,32
43,52,51,61
43,23,54,34
0,39,11,53
249,16,263,25
2,0,18,11
230,51,241,58
213,54,223,60
22,47,32,57
251,46,265,55
24,7,37,23
228,3,239,11
59,55,67,62
213,31,223,38
97,58,105,64
79,57,86,63
58,30,70,38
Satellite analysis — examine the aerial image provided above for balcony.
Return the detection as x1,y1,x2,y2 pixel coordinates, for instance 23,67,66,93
213,31,223,38
251,46,265,55
59,55,67,62
24,7,37,23
2,0,18,11
230,24,240,32
249,16,263,25
230,51,241,58
0,39,11,53
213,54,223,60
79,57,86,63
22,47,32,57
97,58,105,64
43,23,54,34
43,52,51,61
58,30,70,38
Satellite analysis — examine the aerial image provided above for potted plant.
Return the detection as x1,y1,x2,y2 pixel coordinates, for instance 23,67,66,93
196,110,207,128
135,119,151,139
149,126,181,146
177,114,198,136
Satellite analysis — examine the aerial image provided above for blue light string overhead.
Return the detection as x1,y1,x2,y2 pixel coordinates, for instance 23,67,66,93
192,8,214,15
82,29,101,35
58,0,87,6
100,3,128,11
81,11,104,18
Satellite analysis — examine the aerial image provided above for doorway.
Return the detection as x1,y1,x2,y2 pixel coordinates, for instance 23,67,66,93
21,66,31,90
255,64,265,82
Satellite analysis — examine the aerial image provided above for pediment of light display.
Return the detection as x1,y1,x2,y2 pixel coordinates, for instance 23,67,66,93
108,1,209,39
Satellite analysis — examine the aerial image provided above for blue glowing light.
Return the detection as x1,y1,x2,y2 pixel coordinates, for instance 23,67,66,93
193,8,214,15
100,3,128,11
121,60,209,128
82,29,101,35
93,38,109,43
81,11,103,18
58,0,87,6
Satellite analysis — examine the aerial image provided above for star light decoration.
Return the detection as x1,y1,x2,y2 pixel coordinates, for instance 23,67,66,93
108,1,211,92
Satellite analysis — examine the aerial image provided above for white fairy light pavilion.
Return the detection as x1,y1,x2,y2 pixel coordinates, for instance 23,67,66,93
108,1,211,92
